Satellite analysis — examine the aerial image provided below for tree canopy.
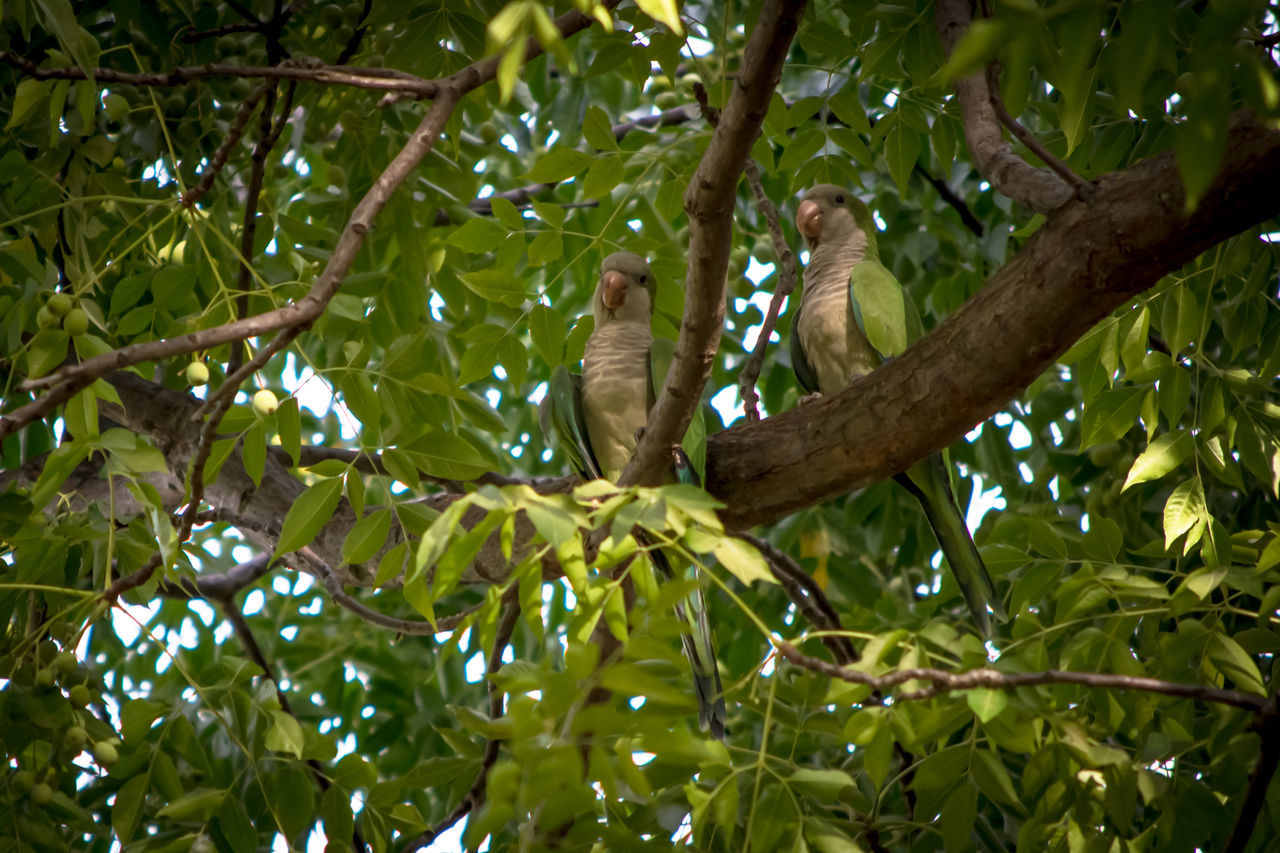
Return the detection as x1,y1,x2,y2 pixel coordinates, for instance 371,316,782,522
2,1,1280,851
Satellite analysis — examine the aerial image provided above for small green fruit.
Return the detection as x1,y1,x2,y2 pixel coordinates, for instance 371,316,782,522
35,668,56,689
63,307,89,336
52,651,77,674
655,91,680,109
36,305,58,329
252,390,278,416
186,361,210,386
65,726,89,750
47,292,73,317
320,4,344,29
12,770,36,792
92,741,119,766
479,123,500,144
69,684,92,707
30,782,54,806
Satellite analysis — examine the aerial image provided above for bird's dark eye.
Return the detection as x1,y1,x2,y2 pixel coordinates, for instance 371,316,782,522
638,275,647,284
835,194,845,204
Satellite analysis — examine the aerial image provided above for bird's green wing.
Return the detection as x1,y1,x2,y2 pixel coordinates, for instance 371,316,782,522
788,300,822,395
849,259,922,359
648,336,707,484
540,364,603,481
895,456,1007,635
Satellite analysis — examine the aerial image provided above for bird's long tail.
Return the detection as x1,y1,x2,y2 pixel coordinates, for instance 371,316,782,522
896,455,1006,635
648,545,727,739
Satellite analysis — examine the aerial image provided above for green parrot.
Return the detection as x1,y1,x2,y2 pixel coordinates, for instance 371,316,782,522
790,184,1006,634
540,251,726,738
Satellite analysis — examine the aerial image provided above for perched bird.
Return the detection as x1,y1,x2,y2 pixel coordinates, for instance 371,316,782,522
540,251,726,737
790,184,1006,634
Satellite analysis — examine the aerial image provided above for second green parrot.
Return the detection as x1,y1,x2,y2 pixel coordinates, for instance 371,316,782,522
540,251,726,738
789,184,1006,634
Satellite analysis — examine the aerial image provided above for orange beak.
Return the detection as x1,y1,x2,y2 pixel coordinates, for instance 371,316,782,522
601,270,627,310
796,199,823,243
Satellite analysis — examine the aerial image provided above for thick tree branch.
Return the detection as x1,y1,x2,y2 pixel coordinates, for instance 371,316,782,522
620,0,808,487
777,643,1267,711
935,0,1074,212
706,112,1280,529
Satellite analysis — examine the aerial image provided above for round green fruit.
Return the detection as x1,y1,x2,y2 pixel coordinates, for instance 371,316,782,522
186,361,210,386
35,668,56,689
52,651,77,674
655,91,680,109
479,123,500,144
36,305,58,329
30,782,54,806
47,292,73,317
63,307,89,336
69,684,92,707
252,390,279,416
320,4,344,30
92,741,119,766
65,726,89,750
12,770,36,792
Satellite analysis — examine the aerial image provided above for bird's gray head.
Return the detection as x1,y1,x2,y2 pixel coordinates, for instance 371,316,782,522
796,184,878,255
594,251,655,326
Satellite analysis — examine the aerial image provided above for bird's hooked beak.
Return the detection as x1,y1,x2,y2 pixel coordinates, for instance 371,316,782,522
796,199,823,249
601,269,628,310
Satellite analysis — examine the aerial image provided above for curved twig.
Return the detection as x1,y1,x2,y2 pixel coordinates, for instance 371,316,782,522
777,642,1267,711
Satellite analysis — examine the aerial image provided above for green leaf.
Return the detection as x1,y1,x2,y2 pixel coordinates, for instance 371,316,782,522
529,303,567,367
582,154,624,199
936,18,1015,82
582,105,618,151
460,268,527,307
885,121,922,192
634,0,683,34
788,768,857,799
343,507,392,565
111,775,148,843
447,218,508,252
276,397,300,467
525,148,592,183
157,787,226,821
1079,387,1145,449
275,477,344,557
7,79,48,130
966,687,1009,723
1163,477,1206,551
265,710,307,758
243,420,267,488
712,537,776,586
1123,430,1192,491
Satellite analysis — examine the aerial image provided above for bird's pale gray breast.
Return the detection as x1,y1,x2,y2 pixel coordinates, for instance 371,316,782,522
582,323,653,480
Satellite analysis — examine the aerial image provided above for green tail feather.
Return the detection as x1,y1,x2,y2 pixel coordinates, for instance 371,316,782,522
648,544,727,739
896,455,1006,635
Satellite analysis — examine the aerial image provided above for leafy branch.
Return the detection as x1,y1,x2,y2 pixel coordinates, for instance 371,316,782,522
776,641,1266,710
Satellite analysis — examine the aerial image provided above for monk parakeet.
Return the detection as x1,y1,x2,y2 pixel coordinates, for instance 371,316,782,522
790,184,1006,634
540,251,726,737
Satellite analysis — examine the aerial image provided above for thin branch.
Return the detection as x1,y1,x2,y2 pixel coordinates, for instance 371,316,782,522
620,0,809,488
180,21,266,42
734,153,798,421
0,51,444,98
220,592,367,853
1223,691,1280,853
984,64,1091,198
402,586,521,853
314,559,480,635
911,164,984,237
180,80,273,207
157,553,276,600
934,0,1073,213
736,532,857,664
776,642,1268,711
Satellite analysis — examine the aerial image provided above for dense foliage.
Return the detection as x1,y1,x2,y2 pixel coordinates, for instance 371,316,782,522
1,1,1279,851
